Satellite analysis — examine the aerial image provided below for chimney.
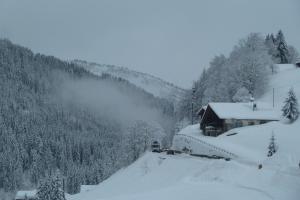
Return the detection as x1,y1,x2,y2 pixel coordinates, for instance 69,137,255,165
250,96,257,111
253,102,257,111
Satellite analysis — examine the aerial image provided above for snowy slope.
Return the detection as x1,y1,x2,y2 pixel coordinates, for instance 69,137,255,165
69,152,300,200
68,64,300,200
260,64,300,110
174,64,300,163
73,60,186,104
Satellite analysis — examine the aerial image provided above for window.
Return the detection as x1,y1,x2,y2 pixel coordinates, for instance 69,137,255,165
248,121,255,126
235,121,243,127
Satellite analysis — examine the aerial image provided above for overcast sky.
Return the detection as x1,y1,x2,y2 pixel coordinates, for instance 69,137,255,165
1,0,299,88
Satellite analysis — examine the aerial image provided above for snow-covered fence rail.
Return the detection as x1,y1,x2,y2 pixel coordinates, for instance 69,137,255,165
173,134,238,159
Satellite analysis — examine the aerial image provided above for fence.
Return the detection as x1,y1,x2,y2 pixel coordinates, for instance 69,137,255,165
174,134,238,159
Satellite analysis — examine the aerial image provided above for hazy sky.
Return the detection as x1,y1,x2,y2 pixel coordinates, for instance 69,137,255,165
1,0,299,88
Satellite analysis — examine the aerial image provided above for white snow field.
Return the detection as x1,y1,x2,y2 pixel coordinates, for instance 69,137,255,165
69,64,300,200
69,153,300,200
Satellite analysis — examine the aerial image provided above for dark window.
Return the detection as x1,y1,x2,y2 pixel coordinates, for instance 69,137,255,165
248,121,255,126
235,121,243,127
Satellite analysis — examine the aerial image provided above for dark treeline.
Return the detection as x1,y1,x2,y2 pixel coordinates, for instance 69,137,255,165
0,39,175,195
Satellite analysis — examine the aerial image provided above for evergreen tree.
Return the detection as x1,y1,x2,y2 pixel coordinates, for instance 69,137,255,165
282,88,299,122
52,175,66,200
267,132,277,157
66,165,81,194
275,30,289,64
286,46,299,64
37,174,66,200
265,33,278,63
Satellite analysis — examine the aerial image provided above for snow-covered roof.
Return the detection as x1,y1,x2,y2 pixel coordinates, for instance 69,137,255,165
207,102,279,120
15,190,37,199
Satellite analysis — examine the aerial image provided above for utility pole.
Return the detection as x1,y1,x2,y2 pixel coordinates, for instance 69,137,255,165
191,85,196,125
272,88,275,108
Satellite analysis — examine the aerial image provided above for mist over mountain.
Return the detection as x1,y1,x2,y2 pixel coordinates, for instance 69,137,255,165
73,60,186,105
0,39,175,195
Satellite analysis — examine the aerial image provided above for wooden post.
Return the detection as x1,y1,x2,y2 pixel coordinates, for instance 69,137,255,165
191,85,196,125
273,88,275,108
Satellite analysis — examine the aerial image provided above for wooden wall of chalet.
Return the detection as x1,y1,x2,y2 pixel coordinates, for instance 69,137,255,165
200,105,223,130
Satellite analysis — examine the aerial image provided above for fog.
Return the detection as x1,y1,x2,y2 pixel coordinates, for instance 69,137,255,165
60,78,169,128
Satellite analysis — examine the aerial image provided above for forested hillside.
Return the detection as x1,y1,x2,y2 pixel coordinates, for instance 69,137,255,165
0,39,175,195
178,30,299,122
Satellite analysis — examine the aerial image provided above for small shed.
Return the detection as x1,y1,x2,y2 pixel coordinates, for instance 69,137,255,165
15,190,37,200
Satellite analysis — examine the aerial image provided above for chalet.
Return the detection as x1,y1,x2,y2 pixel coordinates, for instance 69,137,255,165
15,190,37,200
199,102,279,137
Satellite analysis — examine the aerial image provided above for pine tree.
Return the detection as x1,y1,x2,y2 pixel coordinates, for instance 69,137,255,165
267,132,277,157
282,88,299,122
66,165,81,194
276,30,289,64
37,174,66,200
53,175,66,200
265,33,278,63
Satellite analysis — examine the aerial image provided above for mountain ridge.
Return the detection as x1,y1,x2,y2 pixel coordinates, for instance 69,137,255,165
73,60,186,104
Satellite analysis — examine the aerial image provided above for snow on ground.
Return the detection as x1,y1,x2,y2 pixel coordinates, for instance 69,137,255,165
68,64,300,200
15,190,37,199
173,64,300,164
261,64,300,110
69,152,300,200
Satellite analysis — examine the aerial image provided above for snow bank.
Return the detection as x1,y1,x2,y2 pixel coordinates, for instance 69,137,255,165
15,190,37,199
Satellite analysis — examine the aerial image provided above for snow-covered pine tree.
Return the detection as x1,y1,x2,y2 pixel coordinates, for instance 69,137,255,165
265,33,278,63
267,132,277,157
275,30,289,64
37,176,51,200
37,174,66,200
282,88,299,123
66,165,81,194
286,46,299,64
53,174,66,200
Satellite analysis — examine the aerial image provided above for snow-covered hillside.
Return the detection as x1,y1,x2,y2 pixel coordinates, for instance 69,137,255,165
69,152,300,200
73,60,186,104
174,64,300,162
68,64,300,200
